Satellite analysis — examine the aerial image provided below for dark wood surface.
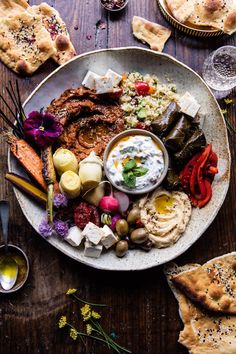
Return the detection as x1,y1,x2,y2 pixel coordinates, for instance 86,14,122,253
0,1,236,353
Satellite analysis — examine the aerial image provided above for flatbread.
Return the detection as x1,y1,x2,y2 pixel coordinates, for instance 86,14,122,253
0,11,55,75
0,0,28,17
165,0,195,23
171,252,236,314
132,16,171,52
28,2,76,65
165,263,236,354
165,0,236,34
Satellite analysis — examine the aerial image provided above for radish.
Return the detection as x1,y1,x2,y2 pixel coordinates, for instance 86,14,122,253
99,182,119,213
114,191,130,213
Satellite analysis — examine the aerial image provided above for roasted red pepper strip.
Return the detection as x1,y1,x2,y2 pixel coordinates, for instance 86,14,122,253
179,144,218,208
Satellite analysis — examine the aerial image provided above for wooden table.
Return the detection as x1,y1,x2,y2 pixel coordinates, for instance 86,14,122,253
0,1,235,353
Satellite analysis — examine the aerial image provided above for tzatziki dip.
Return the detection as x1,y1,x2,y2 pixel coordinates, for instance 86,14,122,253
106,134,165,191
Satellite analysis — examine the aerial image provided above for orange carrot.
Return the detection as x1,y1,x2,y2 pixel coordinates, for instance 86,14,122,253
8,136,47,191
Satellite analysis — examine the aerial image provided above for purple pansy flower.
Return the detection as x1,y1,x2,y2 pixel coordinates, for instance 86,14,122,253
24,111,63,148
54,220,69,238
53,193,68,208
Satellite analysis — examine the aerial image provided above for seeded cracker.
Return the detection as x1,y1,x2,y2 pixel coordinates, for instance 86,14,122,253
0,11,55,75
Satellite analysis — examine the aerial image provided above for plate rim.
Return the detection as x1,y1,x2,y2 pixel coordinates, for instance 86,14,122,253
9,47,231,271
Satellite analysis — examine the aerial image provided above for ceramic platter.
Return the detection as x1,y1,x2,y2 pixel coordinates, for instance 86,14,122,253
9,47,230,271
157,0,224,37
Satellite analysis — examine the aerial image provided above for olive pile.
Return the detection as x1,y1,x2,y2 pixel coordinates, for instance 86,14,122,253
115,207,153,257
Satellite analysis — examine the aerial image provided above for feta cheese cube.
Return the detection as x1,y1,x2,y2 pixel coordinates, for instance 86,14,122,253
81,222,104,245
95,76,114,94
105,69,122,87
84,240,103,258
178,92,201,118
65,226,83,247
82,70,101,90
101,225,119,249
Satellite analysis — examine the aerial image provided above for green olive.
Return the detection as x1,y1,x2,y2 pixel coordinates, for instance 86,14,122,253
127,207,141,224
130,228,148,244
115,240,128,258
115,219,129,236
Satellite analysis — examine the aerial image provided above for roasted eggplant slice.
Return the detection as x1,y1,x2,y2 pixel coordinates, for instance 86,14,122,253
174,129,207,167
164,115,191,152
151,101,180,136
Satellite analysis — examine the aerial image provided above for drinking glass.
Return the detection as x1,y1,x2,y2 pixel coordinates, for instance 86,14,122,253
202,46,236,91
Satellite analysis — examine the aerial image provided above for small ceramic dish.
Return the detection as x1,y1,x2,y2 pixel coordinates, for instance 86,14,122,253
157,0,224,37
0,244,29,294
101,0,129,12
103,129,169,195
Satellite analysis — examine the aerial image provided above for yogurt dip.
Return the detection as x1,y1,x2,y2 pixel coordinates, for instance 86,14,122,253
106,134,165,191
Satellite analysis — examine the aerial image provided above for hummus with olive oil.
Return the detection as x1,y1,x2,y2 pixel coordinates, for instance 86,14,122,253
139,188,191,248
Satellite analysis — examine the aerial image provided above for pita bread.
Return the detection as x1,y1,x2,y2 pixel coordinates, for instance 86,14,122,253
0,0,28,17
166,0,236,34
132,16,171,52
28,3,76,65
0,11,55,75
171,252,236,314
165,0,196,23
165,263,236,354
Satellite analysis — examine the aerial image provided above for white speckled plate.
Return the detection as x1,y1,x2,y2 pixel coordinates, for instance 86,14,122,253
9,47,230,271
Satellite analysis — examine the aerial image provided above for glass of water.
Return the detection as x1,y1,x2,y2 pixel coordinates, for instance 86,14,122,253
202,46,236,91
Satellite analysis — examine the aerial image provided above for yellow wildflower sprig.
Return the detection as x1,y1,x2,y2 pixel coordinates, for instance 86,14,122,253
66,288,107,307
59,291,132,354
221,97,236,136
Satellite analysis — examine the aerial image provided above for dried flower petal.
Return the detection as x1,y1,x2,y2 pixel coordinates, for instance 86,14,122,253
66,288,77,295
54,193,68,208
81,304,91,321
54,220,69,238
39,215,54,238
86,324,93,335
58,316,67,328
92,311,101,320
70,328,78,340
24,111,63,148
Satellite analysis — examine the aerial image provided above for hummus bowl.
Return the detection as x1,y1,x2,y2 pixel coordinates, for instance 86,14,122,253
103,130,169,195
8,47,230,271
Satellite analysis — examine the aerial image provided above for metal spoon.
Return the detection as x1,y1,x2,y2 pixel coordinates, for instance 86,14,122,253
0,201,18,290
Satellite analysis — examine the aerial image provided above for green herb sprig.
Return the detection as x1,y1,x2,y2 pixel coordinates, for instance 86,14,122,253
58,289,132,354
122,159,148,189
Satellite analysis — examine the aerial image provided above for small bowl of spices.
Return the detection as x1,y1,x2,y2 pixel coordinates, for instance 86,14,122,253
101,0,129,12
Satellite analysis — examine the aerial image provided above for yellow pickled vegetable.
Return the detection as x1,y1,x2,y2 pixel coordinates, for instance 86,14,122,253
79,151,103,190
53,148,78,176
59,171,81,199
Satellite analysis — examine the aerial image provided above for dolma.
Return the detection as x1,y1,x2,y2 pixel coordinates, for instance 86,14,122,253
151,101,180,136
164,115,191,152
174,128,207,167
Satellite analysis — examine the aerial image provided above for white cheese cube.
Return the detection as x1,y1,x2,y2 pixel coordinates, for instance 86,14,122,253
84,240,103,258
178,92,201,118
95,76,114,94
82,70,101,90
101,225,119,249
105,69,122,87
81,222,104,245
65,226,83,247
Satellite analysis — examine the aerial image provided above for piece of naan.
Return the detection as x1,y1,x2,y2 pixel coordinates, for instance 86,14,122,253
0,0,28,18
165,263,236,354
171,253,236,314
28,2,76,65
0,11,55,75
132,16,171,52
165,0,236,34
